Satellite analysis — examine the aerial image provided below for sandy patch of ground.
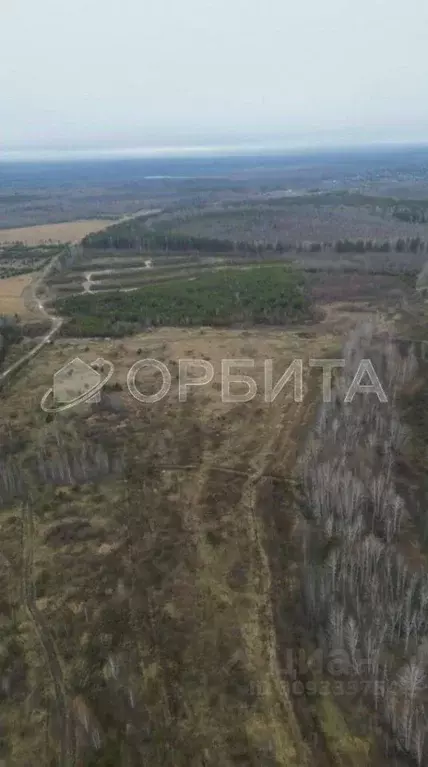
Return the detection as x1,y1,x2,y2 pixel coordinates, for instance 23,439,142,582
0,219,116,246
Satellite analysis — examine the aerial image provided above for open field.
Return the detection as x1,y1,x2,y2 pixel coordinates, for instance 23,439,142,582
0,219,116,246
0,305,396,766
0,273,35,317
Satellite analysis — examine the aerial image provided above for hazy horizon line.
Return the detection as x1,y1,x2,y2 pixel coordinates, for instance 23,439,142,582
1,138,428,164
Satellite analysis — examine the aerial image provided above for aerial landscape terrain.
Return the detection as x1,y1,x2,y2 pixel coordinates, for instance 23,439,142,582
2,147,428,766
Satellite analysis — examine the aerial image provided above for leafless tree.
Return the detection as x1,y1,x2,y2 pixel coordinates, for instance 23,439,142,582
397,661,426,751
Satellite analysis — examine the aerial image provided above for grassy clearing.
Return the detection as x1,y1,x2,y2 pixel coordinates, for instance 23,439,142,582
0,304,392,765
0,322,344,765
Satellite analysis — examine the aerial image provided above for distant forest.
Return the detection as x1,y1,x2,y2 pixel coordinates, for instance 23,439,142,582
83,219,428,258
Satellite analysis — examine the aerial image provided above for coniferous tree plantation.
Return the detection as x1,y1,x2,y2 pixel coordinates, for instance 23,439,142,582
57,266,313,337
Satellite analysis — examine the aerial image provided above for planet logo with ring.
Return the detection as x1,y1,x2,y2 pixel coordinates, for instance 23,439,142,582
41,357,114,413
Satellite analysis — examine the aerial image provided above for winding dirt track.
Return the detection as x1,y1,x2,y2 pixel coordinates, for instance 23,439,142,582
3,208,162,764
21,502,74,766
0,209,162,384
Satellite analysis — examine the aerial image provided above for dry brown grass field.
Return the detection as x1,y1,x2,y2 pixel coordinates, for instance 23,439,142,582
0,309,394,766
0,219,116,246
0,273,34,317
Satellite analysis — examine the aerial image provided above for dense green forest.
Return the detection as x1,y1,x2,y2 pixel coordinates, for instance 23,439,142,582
334,236,426,254
83,226,428,260
58,266,312,337
83,227,297,255
84,226,235,253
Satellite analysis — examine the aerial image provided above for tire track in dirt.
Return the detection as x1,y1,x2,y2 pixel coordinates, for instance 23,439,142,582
176,392,322,764
21,503,74,766
253,395,334,766
158,462,298,485
234,397,318,765
1,208,163,385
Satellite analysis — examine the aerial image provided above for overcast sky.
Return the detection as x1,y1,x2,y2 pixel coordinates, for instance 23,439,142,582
2,0,428,156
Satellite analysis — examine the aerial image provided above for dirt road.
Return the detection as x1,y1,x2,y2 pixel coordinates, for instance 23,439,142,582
0,208,162,384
